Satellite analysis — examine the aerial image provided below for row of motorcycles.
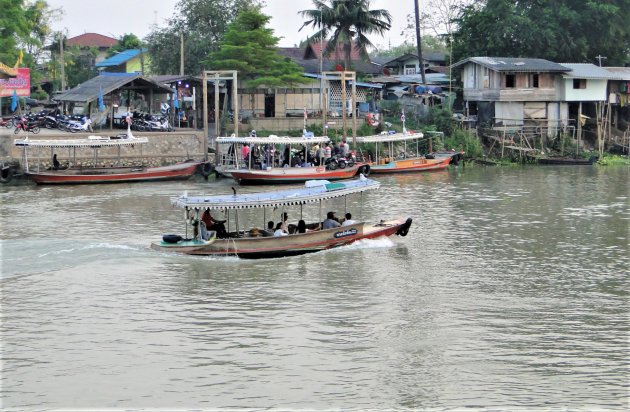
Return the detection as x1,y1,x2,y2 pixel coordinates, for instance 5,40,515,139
2,110,93,134
123,112,174,132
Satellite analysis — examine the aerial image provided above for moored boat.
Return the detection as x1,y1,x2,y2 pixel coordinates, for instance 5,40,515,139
214,134,368,184
14,133,203,184
151,176,412,259
357,131,463,174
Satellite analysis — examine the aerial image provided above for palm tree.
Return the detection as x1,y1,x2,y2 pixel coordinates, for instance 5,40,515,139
299,0,392,70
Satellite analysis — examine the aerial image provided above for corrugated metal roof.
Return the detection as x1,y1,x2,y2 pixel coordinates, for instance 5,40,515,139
603,67,630,81
54,73,172,103
560,63,616,79
452,57,569,73
95,49,147,67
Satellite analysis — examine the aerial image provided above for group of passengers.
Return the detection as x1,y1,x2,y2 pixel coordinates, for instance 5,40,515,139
194,209,358,240
232,138,352,170
267,211,357,237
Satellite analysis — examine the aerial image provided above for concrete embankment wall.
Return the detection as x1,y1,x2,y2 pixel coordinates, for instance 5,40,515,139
1,130,208,171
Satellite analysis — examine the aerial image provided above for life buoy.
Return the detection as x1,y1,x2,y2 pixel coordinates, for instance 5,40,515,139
201,162,214,178
0,166,13,184
396,218,412,237
162,234,183,243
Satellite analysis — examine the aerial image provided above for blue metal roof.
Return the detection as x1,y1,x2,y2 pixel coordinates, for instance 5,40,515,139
95,49,147,67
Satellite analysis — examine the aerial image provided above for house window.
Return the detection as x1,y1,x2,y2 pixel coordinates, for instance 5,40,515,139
531,74,539,88
404,67,416,75
573,79,586,89
505,74,516,88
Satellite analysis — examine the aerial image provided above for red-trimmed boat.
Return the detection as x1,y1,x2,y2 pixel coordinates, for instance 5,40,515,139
151,176,412,259
14,134,202,185
214,134,369,185
357,130,463,174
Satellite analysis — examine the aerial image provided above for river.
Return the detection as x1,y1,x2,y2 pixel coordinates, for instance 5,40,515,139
1,165,628,410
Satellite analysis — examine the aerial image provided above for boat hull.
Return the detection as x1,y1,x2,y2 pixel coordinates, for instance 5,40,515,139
229,164,365,184
26,162,201,185
369,156,452,174
151,218,411,259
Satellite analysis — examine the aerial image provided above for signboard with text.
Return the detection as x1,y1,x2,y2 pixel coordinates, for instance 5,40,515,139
0,68,31,97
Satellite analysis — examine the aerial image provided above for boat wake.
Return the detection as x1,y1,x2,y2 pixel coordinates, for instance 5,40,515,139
340,236,397,251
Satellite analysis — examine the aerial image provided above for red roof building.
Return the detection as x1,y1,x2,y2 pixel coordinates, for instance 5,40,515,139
66,33,119,49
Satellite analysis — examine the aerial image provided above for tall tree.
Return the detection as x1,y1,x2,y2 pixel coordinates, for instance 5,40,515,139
299,0,392,70
204,9,304,87
146,0,264,75
452,0,630,65
0,0,29,65
107,33,144,57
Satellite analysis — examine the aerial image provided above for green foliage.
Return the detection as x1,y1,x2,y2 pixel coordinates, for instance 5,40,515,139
146,0,263,75
444,128,484,158
426,106,454,136
64,45,98,88
597,155,630,166
0,0,28,64
107,33,144,57
452,0,630,65
299,0,392,69
376,99,400,116
205,9,304,87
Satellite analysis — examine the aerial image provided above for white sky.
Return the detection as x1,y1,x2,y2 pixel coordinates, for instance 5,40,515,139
45,0,411,49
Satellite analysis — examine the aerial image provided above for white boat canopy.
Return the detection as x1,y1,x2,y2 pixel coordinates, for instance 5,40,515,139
14,136,149,148
356,131,424,144
216,135,330,145
173,176,380,210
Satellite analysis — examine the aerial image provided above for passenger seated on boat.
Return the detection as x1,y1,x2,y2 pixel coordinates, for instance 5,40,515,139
296,219,307,234
262,220,275,237
341,213,356,226
273,222,288,237
322,211,341,229
249,227,261,237
199,222,216,241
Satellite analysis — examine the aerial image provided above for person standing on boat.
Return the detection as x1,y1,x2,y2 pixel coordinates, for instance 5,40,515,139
341,139,350,157
52,154,60,170
241,143,250,167
279,212,289,233
324,142,332,160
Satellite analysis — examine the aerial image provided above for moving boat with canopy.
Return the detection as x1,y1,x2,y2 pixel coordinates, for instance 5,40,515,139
151,175,412,259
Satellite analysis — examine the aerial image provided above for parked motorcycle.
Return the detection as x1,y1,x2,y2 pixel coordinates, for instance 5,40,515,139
0,118,13,128
13,117,40,134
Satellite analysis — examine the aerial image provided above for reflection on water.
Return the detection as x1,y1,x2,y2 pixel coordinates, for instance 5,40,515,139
1,166,628,410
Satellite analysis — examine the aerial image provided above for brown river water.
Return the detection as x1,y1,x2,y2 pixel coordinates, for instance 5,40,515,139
1,165,628,410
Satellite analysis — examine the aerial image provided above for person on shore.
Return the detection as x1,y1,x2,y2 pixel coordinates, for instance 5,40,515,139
322,211,341,229
342,212,356,226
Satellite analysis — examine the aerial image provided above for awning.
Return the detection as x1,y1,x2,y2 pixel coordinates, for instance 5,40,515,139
172,177,379,210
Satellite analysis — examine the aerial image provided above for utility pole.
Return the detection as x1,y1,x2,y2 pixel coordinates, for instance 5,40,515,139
595,55,607,67
180,31,184,75
59,32,66,91
414,0,426,85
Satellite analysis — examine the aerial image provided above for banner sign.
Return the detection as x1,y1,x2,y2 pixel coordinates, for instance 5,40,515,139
0,68,31,97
